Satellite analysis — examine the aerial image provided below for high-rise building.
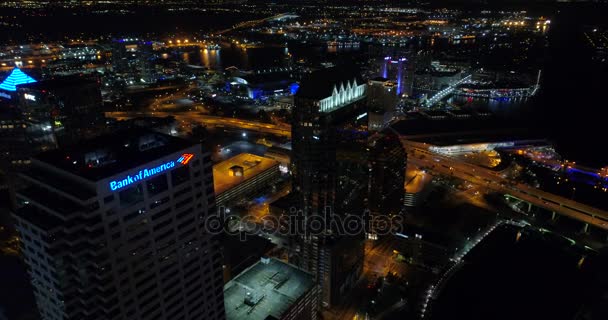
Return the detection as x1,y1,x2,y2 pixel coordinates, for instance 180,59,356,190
368,129,407,225
0,106,28,169
12,129,225,320
111,39,157,83
17,75,105,148
291,67,367,307
366,77,398,131
380,56,409,96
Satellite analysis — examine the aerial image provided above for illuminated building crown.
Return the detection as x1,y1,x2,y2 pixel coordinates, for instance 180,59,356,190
0,68,37,92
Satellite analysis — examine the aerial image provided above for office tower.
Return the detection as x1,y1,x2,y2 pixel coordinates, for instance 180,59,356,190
112,39,157,83
368,129,407,227
367,77,398,111
12,130,225,320
224,258,319,320
291,67,367,307
111,40,129,74
0,106,28,170
366,77,398,131
17,74,105,147
381,56,407,96
138,42,157,84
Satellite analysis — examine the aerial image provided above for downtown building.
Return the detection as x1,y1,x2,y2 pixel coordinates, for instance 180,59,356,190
17,74,106,148
224,257,319,320
368,129,407,224
366,77,398,131
291,67,368,307
213,153,281,208
11,129,225,320
0,70,106,166
111,39,157,84
0,68,40,170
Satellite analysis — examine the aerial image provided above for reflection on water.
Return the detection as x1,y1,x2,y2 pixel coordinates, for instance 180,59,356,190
173,43,281,70
449,95,527,114
167,42,361,71
179,49,222,69
200,49,221,69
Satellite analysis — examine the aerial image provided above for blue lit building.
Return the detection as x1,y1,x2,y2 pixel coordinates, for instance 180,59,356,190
227,70,298,100
381,56,407,96
0,68,37,100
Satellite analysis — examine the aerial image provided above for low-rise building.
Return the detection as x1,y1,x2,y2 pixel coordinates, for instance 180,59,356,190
213,153,280,207
224,258,319,320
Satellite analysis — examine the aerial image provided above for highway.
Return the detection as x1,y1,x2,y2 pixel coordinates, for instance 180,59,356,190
403,140,608,230
106,111,291,138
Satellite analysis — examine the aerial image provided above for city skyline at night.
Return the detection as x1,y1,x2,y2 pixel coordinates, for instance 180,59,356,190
0,1,607,320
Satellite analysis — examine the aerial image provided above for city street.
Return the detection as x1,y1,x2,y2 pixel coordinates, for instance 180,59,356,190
327,237,410,320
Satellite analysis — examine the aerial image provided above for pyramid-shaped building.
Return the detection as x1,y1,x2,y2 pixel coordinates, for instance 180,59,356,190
0,67,37,92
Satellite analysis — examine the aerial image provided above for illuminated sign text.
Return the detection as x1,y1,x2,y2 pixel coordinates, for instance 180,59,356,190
110,161,175,191
109,154,195,191
24,93,37,101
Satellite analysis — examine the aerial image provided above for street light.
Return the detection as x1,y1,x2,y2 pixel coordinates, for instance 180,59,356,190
571,187,576,200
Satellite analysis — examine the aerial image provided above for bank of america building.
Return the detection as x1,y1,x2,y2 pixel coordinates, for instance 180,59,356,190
12,130,225,320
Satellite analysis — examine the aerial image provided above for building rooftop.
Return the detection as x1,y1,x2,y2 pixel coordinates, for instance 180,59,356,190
33,129,195,181
213,153,279,195
240,71,294,85
295,66,364,100
370,76,389,82
224,258,315,320
222,234,276,280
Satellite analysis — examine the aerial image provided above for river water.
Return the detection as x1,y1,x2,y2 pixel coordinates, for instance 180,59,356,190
171,41,362,70
430,224,601,320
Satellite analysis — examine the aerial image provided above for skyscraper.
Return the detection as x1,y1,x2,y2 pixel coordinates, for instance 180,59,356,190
291,67,367,307
366,77,398,131
17,74,105,148
111,39,157,83
380,56,407,96
368,129,407,226
12,129,225,320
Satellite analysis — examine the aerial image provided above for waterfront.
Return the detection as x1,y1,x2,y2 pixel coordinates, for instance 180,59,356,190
448,95,528,114
172,41,362,70
430,224,601,320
